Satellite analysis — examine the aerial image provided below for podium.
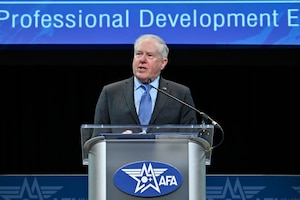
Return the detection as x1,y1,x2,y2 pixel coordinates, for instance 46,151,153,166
81,124,214,200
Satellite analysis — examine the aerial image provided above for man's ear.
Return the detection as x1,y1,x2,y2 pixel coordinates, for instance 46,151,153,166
161,58,168,70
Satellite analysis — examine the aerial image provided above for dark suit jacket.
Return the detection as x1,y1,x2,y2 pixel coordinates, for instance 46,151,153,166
93,76,197,135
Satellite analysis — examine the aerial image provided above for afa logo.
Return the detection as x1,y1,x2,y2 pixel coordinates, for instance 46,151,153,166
114,161,183,197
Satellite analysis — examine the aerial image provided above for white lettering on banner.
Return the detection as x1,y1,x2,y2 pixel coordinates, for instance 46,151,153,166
140,9,281,31
0,9,130,29
1,7,300,31
287,8,299,27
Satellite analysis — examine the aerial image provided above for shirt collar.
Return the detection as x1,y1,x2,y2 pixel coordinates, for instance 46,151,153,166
134,76,160,90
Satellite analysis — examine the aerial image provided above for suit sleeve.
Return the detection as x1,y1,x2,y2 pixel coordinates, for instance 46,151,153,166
94,85,110,125
180,88,198,124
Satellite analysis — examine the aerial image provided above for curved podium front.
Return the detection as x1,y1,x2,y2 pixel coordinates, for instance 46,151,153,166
81,124,213,200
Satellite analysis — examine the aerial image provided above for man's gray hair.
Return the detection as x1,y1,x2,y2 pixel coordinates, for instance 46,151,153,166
134,34,169,58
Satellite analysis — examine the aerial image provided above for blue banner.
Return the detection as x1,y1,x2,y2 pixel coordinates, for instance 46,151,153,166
0,175,299,200
0,175,88,200
206,175,300,199
1,1,300,45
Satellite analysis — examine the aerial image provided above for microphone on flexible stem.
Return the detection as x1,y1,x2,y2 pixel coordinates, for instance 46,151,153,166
147,78,221,130
148,78,224,150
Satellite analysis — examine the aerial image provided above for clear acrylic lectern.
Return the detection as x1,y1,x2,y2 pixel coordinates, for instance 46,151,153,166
80,124,214,200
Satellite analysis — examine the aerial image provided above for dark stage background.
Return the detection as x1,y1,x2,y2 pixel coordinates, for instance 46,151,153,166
0,46,299,175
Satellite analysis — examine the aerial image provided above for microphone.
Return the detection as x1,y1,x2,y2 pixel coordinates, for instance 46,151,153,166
148,78,221,129
147,78,224,151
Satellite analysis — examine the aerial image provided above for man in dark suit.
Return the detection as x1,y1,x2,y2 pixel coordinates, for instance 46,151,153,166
93,34,197,136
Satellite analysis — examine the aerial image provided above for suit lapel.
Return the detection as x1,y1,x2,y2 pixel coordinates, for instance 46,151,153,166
123,77,140,124
150,78,169,123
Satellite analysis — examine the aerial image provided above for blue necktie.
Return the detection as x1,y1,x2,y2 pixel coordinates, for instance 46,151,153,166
139,84,152,126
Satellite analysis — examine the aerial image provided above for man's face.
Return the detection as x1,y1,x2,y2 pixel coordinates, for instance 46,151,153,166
132,38,168,83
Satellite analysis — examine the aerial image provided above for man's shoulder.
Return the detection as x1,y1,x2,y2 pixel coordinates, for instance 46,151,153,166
160,78,190,91
104,77,133,89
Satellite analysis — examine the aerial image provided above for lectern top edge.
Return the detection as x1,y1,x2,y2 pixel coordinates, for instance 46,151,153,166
80,124,215,166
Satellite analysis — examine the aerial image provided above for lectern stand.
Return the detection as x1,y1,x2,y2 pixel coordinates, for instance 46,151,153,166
81,124,214,200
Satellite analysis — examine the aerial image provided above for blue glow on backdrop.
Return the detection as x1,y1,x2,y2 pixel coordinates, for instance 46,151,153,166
0,0,300,45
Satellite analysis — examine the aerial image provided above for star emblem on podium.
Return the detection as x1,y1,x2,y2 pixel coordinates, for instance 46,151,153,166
122,163,167,194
